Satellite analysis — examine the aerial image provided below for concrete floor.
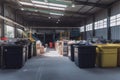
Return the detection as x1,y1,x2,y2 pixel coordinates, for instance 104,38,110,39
0,49,120,80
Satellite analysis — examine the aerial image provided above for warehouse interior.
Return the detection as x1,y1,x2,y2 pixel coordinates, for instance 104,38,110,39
0,0,120,80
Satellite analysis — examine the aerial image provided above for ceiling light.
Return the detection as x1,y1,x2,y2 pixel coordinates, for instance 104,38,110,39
32,0,67,8
72,4,75,7
35,10,38,12
50,12,64,16
49,6,65,10
32,0,47,5
19,1,66,11
58,19,60,21
35,4,49,8
48,17,51,19
19,1,33,6
21,8,24,10
35,4,65,10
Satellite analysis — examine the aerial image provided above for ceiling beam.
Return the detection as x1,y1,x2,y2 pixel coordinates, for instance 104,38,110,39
108,0,120,6
16,10,86,19
31,27,80,29
21,5,92,16
73,0,108,8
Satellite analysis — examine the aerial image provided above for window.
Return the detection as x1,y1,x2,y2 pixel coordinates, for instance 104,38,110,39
110,13,120,27
117,14,120,25
80,26,84,32
17,29,23,38
103,19,107,28
94,18,107,29
86,23,92,31
110,15,116,27
5,25,14,38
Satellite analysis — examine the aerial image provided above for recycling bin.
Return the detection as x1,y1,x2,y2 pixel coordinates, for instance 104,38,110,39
96,44,118,67
0,46,2,68
25,45,28,61
118,47,120,66
28,43,33,59
49,42,53,48
33,42,37,56
68,43,79,61
74,45,96,68
2,45,26,69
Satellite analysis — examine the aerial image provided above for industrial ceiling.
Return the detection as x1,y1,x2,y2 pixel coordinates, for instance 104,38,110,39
4,0,119,27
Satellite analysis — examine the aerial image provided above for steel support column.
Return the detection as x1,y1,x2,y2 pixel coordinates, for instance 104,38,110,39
107,8,111,40
84,19,87,40
92,14,95,37
14,11,17,38
1,2,4,38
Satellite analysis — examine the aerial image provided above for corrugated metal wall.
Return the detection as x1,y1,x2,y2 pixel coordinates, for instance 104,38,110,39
111,26,120,40
86,31,93,40
86,16,93,40
110,1,120,40
4,5,15,20
95,10,107,21
84,1,120,40
95,28,107,40
111,1,120,16
95,10,108,39
4,5,15,27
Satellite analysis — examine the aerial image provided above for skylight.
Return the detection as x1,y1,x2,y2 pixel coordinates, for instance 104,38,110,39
19,1,66,11
19,1,33,6
50,12,64,16
20,7,64,16
31,0,68,8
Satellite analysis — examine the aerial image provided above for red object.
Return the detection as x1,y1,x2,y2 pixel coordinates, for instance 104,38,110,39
49,42,53,48
1,37,8,40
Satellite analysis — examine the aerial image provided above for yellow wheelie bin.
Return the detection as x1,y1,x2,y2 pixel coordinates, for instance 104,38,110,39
108,44,120,67
96,44,118,68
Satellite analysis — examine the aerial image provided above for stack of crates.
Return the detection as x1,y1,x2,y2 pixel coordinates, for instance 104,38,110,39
96,44,119,68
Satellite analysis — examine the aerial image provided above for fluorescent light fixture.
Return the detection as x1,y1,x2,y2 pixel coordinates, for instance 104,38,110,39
32,0,67,8
50,12,64,16
35,4,49,8
49,3,67,8
32,0,47,5
49,6,65,10
35,10,38,12
19,1,33,6
19,1,65,11
21,8,25,10
72,4,75,7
